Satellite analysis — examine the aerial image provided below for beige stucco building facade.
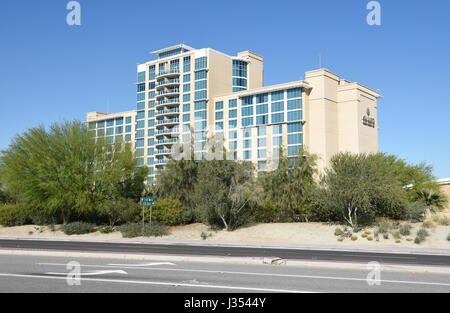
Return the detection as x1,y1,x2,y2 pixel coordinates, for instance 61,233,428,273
86,44,381,183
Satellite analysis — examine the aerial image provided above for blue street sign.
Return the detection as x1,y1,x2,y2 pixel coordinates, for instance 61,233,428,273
140,197,155,206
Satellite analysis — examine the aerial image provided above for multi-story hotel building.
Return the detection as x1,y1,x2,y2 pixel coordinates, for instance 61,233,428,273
87,44,381,184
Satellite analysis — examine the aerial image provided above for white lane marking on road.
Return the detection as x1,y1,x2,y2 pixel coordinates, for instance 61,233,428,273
45,270,127,276
0,273,312,293
36,262,450,287
108,262,176,267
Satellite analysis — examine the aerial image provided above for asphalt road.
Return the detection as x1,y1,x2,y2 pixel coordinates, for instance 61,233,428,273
0,254,449,293
1,239,450,266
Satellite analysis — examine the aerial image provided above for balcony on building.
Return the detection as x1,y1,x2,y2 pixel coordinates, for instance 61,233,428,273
155,97,180,110
155,88,180,100
156,78,180,90
156,67,180,80
155,107,180,118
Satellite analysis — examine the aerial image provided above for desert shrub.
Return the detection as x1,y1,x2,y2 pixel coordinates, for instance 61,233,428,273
147,222,170,237
351,235,358,241
62,222,96,235
120,223,141,238
399,224,411,236
377,221,390,234
0,204,31,227
417,228,429,238
437,216,450,226
447,233,450,241
414,228,429,244
404,201,427,222
120,222,169,238
362,233,368,238
422,220,435,229
367,236,373,241
392,231,402,240
99,198,141,227
151,198,183,226
334,228,343,236
99,225,114,234
255,201,279,223
179,207,199,225
383,233,389,239
201,231,212,240
30,212,58,226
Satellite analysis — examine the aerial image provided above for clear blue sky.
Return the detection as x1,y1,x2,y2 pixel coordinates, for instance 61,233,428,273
0,0,449,178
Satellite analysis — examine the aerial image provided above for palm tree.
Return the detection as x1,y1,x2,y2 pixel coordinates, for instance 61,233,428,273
416,189,448,212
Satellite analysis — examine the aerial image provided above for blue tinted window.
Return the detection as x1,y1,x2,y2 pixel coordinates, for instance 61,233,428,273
288,122,302,133
287,88,302,99
137,72,146,83
287,99,302,110
256,93,268,104
241,96,253,106
242,106,253,117
194,101,207,110
242,117,253,127
271,90,284,101
195,57,207,70
256,104,268,115
287,110,302,122
137,102,145,111
136,129,145,138
271,101,284,112
271,113,284,124
136,111,145,120
136,139,145,148
256,115,268,125
195,80,207,90
229,99,237,108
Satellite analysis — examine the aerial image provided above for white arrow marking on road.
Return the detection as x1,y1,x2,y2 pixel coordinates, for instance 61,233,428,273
108,262,176,267
45,270,127,276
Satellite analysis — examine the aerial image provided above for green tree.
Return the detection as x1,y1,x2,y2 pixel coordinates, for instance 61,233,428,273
320,152,407,229
194,160,258,231
98,197,141,227
150,198,183,226
154,129,198,212
0,121,147,224
154,159,198,210
261,148,318,222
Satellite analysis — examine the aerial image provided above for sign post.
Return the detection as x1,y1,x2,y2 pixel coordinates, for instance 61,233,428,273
140,197,155,237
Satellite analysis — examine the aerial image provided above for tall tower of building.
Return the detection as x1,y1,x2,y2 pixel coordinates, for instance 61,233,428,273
136,44,263,184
